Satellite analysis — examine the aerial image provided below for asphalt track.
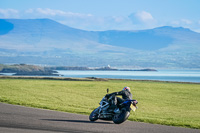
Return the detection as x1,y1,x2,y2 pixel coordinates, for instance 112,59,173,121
0,103,199,133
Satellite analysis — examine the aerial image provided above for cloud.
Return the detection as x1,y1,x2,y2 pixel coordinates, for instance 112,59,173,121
129,11,155,24
25,8,93,18
0,8,154,31
170,19,200,33
171,19,193,25
25,9,34,14
36,8,65,16
181,19,192,25
135,11,154,22
111,16,125,23
1,8,199,32
23,8,133,31
170,19,193,29
0,8,19,18
170,20,180,25
128,11,158,30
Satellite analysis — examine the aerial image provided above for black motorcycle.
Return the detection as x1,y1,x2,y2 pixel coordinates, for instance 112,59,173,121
89,89,138,124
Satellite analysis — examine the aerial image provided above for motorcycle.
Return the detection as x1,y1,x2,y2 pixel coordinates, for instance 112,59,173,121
89,89,138,124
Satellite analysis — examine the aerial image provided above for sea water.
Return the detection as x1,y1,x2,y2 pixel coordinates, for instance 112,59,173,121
56,70,200,83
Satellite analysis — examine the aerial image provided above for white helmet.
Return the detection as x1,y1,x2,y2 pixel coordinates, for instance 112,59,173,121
123,86,131,92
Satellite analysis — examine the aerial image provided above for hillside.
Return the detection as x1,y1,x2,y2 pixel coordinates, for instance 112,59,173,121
0,64,58,76
0,19,200,68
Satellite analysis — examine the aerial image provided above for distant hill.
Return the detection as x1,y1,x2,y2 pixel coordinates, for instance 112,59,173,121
0,64,58,76
0,19,200,68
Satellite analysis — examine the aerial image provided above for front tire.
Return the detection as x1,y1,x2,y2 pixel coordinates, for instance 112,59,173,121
113,108,130,124
89,108,99,121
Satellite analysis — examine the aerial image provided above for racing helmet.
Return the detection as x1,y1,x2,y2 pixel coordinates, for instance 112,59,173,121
122,86,131,92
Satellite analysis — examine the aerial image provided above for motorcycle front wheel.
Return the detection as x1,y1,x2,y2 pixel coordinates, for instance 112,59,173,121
89,108,99,121
113,108,130,124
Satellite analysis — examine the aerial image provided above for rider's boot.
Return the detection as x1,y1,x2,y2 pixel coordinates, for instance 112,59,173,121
114,107,120,113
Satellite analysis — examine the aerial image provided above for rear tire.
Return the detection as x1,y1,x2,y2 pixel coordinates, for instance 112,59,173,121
113,108,130,124
89,108,99,121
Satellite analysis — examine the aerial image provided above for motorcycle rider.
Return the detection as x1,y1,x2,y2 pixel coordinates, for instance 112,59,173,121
105,86,133,112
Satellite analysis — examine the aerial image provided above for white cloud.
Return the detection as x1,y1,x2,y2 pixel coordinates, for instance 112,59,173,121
169,19,200,33
170,19,194,30
181,19,192,25
35,8,66,16
135,11,154,22
0,8,19,18
171,19,193,26
25,9,34,14
111,16,125,23
128,11,157,30
25,8,93,18
1,8,199,32
171,20,180,25
23,8,132,31
0,8,154,31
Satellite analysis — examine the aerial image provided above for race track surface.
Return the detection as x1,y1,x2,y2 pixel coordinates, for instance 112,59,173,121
0,103,199,133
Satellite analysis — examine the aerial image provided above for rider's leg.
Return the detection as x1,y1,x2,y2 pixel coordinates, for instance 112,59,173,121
116,97,124,107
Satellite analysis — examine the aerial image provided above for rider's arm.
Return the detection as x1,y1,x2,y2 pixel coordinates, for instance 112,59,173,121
106,90,124,97
116,90,125,95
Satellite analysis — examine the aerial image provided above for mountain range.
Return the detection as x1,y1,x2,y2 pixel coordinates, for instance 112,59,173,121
0,18,200,68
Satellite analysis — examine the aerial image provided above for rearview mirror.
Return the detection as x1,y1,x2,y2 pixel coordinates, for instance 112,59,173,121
107,88,109,93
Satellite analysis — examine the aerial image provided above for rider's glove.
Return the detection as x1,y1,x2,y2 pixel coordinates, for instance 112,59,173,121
105,94,111,98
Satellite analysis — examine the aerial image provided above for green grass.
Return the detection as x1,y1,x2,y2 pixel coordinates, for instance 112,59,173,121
0,78,199,129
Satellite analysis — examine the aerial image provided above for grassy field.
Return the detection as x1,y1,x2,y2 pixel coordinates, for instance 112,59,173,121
0,78,199,129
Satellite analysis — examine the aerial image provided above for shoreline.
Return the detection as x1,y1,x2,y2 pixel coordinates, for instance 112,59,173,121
0,75,200,84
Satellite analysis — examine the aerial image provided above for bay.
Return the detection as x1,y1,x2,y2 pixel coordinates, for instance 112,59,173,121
56,70,200,83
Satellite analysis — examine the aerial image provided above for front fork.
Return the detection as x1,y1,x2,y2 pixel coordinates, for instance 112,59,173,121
95,106,101,118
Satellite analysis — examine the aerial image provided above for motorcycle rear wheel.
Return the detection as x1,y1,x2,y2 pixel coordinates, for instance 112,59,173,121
89,108,99,121
113,108,130,124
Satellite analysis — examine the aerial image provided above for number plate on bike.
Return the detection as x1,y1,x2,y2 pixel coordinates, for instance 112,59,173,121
130,104,136,112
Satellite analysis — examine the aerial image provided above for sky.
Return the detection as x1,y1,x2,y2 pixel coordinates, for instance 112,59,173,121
0,0,200,32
